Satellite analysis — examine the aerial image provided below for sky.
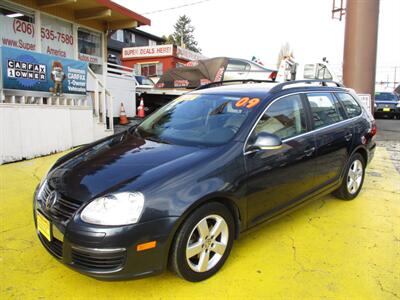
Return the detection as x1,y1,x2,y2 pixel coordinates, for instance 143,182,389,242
114,0,400,83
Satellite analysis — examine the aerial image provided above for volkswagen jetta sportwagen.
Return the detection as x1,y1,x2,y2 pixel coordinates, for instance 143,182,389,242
34,80,376,282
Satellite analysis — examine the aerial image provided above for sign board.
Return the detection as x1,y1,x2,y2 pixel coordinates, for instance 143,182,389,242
176,46,206,61
357,94,372,113
1,46,87,95
41,14,74,59
0,16,36,51
122,45,173,59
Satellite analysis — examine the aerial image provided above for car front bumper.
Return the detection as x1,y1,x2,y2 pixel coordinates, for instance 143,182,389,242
33,188,179,280
374,105,400,116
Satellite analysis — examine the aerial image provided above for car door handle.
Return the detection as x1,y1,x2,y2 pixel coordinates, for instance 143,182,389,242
304,147,315,157
344,133,353,141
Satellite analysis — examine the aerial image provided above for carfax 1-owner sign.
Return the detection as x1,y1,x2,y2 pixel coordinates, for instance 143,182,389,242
1,46,87,95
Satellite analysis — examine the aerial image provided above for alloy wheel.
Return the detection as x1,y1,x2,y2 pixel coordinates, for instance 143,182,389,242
347,159,364,194
186,214,229,273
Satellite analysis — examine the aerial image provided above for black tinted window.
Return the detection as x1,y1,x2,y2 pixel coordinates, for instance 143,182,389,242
337,93,362,118
255,94,307,140
307,93,344,129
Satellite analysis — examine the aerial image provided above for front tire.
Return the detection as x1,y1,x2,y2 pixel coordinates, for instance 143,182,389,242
333,153,366,200
170,202,234,282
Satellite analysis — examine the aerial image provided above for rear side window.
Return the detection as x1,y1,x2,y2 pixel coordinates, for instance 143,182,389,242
226,60,250,71
316,64,333,80
307,93,344,129
254,94,307,140
304,64,315,79
337,93,362,118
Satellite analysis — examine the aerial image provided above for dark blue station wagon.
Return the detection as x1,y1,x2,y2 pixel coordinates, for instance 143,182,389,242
34,80,377,282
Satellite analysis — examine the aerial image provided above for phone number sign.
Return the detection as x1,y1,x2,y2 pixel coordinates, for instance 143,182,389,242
0,15,74,58
41,14,74,58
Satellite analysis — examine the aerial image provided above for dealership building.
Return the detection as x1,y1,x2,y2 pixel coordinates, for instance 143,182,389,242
0,0,150,164
122,44,207,80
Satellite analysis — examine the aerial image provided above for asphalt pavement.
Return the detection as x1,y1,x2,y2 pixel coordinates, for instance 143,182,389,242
375,118,400,174
375,118,400,142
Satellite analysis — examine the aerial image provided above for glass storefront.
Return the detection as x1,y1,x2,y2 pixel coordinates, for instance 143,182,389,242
41,14,74,58
0,1,35,51
78,28,103,74
0,0,104,74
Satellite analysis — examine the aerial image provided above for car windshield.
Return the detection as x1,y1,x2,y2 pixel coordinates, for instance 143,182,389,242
136,76,154,86
375,92,397,102
135,94,257,146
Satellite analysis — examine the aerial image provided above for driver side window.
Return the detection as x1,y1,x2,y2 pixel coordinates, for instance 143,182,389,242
254,94,307,140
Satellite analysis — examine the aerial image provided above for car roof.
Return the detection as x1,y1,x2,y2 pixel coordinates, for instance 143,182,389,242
193,82,347,98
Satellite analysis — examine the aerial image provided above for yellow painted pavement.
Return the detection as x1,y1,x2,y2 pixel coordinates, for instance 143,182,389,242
0,147,399,299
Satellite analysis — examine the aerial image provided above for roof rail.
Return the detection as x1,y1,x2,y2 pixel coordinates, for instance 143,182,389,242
194,79,275,91
269,80,344,93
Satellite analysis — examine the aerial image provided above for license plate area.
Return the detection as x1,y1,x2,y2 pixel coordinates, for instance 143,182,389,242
37,211,51,242
383,107,391,112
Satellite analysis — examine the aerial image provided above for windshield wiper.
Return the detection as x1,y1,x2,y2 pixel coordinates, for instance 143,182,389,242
146,136,171,144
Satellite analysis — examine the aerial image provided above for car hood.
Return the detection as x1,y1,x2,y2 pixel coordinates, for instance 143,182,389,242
376,101,397,106
47,131,211,203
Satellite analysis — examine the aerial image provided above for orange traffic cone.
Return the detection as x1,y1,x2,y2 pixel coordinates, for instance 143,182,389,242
119,102,129,125
137,97,145,118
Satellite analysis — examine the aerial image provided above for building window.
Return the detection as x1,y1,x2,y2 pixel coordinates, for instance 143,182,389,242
78,28,102,74
138,63,163,77
0,2,35,51
130,33,136,44
0,2,34,23
149,39,156,46
110,29,124,42
41,14,74,58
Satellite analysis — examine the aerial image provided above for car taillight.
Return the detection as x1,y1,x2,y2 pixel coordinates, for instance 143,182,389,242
370,121,377,137
269,71,277,81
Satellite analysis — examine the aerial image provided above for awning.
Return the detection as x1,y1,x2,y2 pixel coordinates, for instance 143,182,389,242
36,0,150,29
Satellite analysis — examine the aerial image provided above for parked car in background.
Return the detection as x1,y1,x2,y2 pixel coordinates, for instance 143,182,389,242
276,57,340,83
34,80,376,282
222,58,277,81
374,91,400,119
135,75,154,91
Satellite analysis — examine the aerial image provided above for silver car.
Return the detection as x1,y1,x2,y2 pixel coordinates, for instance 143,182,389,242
223,58,277,81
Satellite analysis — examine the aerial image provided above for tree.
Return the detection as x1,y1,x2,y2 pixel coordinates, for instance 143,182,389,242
165,15,201,53
162,34,176,45
277,42,294,68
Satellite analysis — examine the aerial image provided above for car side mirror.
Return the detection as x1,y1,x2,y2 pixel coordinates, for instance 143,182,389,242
250,132,283,151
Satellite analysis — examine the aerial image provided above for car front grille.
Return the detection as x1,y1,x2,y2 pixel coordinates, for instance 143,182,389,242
38,233,63,258
71,247,126,271
40,184,81,221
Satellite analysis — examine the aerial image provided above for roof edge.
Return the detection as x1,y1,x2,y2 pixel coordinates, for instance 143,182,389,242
95,0,151,26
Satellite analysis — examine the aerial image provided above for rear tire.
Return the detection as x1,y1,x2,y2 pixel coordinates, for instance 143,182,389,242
333,153,366,200
169,202,234,282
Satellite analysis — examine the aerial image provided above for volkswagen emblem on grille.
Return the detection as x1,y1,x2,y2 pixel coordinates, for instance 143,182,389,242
45,191,58,210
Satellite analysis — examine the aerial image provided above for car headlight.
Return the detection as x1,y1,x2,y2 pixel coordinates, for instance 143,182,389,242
397,102,400,108
81,192,144,226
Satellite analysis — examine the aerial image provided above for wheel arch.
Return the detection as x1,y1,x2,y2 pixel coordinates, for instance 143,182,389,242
165,195,242,270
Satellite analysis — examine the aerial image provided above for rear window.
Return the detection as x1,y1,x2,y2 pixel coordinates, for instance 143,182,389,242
337,93,362,118
307,93,344,129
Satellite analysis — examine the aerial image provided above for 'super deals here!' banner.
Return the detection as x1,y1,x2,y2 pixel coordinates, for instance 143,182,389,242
1,46,87,95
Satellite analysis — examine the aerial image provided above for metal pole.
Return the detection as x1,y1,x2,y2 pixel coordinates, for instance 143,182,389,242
343,0,380,110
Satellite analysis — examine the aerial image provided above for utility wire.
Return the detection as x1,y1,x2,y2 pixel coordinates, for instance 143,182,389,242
142,0,212,15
